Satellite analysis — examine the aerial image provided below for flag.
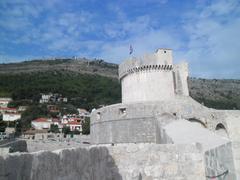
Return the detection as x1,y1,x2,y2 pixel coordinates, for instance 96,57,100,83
129,45,133,55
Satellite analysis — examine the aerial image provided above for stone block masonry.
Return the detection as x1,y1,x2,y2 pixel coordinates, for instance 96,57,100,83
0,144,206,180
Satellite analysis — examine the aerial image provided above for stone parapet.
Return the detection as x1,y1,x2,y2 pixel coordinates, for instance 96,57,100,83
90,97,231,144
0,144,206,180
119,49,173,80
119,62,173,80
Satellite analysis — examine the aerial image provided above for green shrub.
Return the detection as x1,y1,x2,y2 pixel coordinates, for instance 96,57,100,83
82,117,90,135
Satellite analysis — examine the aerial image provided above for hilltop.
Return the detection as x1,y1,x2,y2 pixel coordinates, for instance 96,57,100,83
0,58,118,78
0,58,239,110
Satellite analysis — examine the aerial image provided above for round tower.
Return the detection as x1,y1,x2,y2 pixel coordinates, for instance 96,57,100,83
119,48,175,103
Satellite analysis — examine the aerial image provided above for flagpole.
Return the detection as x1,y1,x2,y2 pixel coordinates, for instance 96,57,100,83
129,45,133,58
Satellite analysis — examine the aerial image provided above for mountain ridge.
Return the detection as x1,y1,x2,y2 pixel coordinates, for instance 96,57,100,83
0,58,118,78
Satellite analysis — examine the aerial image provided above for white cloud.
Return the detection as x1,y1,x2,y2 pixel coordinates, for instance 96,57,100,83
204,0,239,16
103,15,152,39
181,0,240,78
99,28,182,63
1,0,239,79
98,0,240,78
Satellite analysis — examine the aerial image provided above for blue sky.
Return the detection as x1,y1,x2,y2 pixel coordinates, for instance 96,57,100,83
0,0,240,78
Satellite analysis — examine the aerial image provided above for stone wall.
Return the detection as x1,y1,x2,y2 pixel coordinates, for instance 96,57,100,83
0,140,27,156
173,62,189,96
121,69,175,103
204,142,236,179
91,116,156,144
0,143,206,180
224,111,240,179
119,49,175,103
91,98,229,144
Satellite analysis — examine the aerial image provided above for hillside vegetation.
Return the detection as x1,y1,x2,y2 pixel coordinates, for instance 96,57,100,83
189,78,240,109
0,58,118,78
0,71,121,110
0,58,239,110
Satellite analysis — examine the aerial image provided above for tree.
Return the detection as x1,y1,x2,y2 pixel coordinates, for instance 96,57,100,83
73,129,80,134
20,104,48,129
15,120,22,136
7,99,34,108
0,120,7,132
59,104,78,115
50,124,60,133
62,126,71,135
82,117,90,135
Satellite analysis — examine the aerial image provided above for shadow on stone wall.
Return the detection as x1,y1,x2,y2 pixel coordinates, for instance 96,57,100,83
0,140,27,153
0,146,122,180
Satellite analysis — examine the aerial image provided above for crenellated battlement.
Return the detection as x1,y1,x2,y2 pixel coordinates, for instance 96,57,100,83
119,48,173,79
119,64,173,79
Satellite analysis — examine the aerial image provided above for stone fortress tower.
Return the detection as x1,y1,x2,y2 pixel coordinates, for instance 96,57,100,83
91,49,240,179
119,48,188,103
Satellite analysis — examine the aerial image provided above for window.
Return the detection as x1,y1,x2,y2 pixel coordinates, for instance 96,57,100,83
119,107,126,115
215,123,228,137
97,112,101,120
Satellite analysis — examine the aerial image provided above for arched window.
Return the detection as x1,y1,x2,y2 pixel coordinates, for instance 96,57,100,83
188,118,206,128
215,123,228,137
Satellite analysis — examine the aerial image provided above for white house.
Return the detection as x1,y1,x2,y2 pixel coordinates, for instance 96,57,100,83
0,98,12,108
39,94,52,103
31,118,52,130
3,113,21,122
66,121,82,131
77,108,90,118
18,106,28,112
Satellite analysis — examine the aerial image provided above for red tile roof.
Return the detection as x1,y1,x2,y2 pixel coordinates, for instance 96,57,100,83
4,112,20,115
52,118,60,123
0,107,17,111
66,120,81,125
32,118,49,122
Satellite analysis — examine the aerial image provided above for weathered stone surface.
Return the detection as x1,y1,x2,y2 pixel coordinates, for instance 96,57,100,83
0,140,27,156
204,142,236,179
0,144,208,180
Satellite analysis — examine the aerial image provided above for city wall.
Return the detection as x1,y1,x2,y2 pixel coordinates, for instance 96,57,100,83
0,144,206,180
0,140,27,156
91,97,231,144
